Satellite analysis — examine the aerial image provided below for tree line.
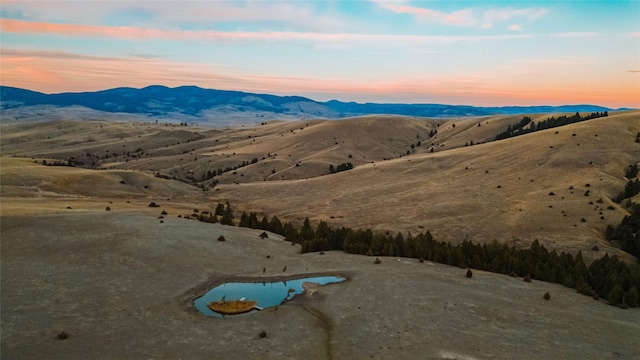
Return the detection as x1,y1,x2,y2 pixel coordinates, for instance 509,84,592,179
606,161,640,258
199,205,640,308
329,163,354,174
495,112,608,141
201,157,259,182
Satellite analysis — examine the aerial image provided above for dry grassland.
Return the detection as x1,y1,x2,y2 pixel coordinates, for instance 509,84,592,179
2,111,640,359
2,111,639,259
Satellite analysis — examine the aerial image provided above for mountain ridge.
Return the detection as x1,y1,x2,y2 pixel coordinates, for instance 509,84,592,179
0,85,619,123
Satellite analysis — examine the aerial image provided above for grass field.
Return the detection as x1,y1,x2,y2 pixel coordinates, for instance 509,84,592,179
2,111,639,358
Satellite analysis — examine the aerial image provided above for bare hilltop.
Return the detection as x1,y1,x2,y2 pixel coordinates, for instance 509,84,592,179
2,110,640,359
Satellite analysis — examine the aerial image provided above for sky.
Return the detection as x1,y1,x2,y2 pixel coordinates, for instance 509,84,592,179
1,0,639,108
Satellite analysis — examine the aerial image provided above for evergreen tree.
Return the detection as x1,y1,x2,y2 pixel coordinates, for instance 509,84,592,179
239,211,250,227
269,215,285,235
220,202,234,225
608,283,625,306
259,216,270,230
625,164,638,179
283,222,300,243
300,217,315,240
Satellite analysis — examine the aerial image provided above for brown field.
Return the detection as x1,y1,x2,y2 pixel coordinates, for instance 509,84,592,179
2,111,639,256
1,111,640,358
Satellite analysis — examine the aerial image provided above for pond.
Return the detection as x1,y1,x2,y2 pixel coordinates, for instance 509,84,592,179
194,276,345,317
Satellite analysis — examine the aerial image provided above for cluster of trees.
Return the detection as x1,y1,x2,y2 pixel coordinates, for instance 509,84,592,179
67,153,102,169
329,162,354,174
606,203,640,258
495,112,608,141
40,159,70,167
613,179,640,203
302,227,639,307
39,153,102,168
613,163,640,204
200,203,640,308
194,202,235,225
626,163,639,179
201,157,260,182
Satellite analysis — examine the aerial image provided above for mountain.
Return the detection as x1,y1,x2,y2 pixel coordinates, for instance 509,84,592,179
0,85,615,122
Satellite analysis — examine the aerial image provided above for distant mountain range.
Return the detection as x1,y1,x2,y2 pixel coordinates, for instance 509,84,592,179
0,85,619,124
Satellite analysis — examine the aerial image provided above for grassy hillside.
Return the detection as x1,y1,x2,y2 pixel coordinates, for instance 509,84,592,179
1,111,638,259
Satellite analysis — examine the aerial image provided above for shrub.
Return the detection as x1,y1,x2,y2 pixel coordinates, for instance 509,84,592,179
260,232,269,239
57,331,68,340
259,331,267,338
543,292,551,300
105,207,111,211
217,235,226,242
148,202,159,208
524,275,532,283
374,257,381,264
466,269,473,278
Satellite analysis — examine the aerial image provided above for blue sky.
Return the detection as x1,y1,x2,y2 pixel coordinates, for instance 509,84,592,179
1,0,638,107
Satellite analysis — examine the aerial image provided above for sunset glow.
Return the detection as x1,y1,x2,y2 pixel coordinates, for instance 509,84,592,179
1,0,638,108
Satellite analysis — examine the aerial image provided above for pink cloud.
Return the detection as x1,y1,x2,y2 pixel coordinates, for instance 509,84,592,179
483,8,547,24
372,2,547,29
509,24,521,31
0,19,532,46
372,1,475,26
552,32,599,38
0,0,354,33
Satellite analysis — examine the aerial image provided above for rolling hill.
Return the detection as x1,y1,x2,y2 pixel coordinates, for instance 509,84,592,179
1,110,638,261
2,108,640,359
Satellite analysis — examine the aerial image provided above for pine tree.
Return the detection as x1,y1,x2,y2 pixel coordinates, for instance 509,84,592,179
269,215,284,235
626,287,639,307
220,202,234,225
608,283,625,306
300,217,315,240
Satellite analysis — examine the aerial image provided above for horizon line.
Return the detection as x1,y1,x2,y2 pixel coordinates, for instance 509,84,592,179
2,84,633,110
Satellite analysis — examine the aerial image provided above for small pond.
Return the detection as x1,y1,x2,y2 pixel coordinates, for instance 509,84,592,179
194,276,345,317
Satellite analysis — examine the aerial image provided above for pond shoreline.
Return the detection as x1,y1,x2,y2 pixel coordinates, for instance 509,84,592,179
180,271,353,313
